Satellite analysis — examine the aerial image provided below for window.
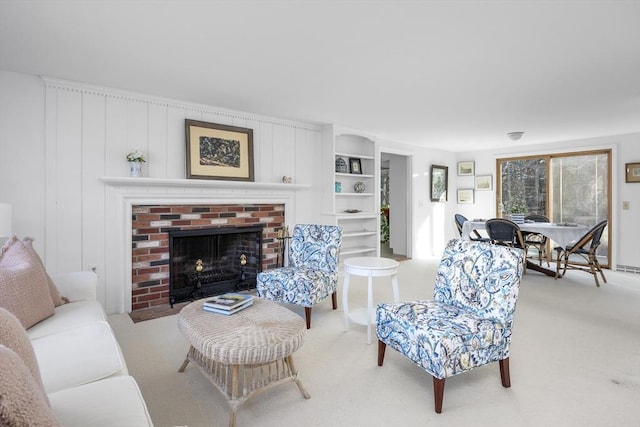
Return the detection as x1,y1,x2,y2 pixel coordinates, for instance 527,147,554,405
497,150,611,267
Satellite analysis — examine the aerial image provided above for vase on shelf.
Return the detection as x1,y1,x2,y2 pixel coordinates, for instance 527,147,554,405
128,161,142,177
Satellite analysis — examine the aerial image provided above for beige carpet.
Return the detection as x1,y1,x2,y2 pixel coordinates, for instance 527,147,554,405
109,258,640,427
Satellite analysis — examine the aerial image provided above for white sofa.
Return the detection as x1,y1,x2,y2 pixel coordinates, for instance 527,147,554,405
1,270,154,426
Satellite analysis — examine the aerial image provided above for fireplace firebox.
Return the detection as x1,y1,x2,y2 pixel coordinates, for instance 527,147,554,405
168,225,263,306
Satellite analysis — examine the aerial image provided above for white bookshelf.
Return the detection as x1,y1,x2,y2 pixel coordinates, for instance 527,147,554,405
322,125,380,260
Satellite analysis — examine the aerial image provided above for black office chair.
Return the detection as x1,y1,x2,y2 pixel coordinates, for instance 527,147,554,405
454,214,489,242
554,220,608,287
523,214,550,266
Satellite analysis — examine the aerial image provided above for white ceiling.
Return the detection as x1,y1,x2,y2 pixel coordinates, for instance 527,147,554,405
1,1,639,152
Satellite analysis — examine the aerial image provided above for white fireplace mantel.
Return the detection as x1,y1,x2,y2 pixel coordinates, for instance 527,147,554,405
100,176,311,191
100,176,310,314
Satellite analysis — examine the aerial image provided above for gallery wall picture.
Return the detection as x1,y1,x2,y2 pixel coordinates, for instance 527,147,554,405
475,175,493,191
185,119,254,181
457,161,475,176
430,165,448,202
457,189,474,204
626,162,640,183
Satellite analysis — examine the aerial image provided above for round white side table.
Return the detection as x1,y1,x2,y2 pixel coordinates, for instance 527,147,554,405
342,256,400,344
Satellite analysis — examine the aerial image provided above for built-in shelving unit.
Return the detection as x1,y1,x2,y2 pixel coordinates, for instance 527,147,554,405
322,125,379,260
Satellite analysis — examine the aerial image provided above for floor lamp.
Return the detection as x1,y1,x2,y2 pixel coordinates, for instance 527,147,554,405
0,203,12,245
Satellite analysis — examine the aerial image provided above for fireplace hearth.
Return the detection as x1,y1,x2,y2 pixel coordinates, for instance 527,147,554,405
168,225,263,306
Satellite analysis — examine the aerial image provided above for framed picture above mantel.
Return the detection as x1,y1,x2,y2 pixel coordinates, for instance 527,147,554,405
185,119,254,181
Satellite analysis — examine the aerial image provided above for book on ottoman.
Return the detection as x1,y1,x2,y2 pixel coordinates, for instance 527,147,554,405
203,293,254,315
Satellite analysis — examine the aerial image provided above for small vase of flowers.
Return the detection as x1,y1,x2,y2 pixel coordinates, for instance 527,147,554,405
126,150,145,177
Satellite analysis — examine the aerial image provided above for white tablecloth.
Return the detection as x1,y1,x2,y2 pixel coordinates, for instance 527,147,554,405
461,221,590,248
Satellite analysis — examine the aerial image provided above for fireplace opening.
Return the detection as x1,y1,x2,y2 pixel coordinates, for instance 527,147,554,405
168,225,263,306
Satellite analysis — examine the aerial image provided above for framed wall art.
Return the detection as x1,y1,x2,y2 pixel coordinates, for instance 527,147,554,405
430,165,448,202
457,161,475,176
185,119,254,181
457,189,474,204
349,157,362,174
474,175,493,191
625,162,640,183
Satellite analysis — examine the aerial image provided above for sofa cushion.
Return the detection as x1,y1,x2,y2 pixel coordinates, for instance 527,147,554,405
32,321,128,393
27,299,107,340
0,308,48,400
0,345,61,426
0,236,55,328
48,376,153,427
22,237,67,306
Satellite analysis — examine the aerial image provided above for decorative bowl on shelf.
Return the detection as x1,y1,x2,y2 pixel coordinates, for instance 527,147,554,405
344,209,362,213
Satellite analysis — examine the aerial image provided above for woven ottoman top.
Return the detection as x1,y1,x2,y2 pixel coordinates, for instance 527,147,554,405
177,298,306,365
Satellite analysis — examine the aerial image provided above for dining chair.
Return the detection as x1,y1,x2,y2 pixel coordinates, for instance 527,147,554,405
454,214,489,242
523,214,550,266
256,224,342,328
485,218,526,249
554,220,608,286
485,218,527,273
376,239,525,413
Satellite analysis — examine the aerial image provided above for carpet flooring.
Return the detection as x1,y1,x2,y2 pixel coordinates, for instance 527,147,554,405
110,257,640,427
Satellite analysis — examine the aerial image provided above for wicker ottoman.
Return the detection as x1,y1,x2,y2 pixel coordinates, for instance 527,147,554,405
177,297,309,427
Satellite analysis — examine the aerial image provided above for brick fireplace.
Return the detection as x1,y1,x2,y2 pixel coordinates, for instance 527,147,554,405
131,204,284,311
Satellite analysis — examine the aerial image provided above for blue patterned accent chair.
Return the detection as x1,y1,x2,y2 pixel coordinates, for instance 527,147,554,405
376,239,525,413
257,224,342,329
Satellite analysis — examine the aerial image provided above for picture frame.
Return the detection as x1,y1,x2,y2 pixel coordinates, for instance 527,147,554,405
474,175,493,191
349,157,363,174
430,165,448,202
457,189,474,204
185,119,254,181
625,162,640,183
457,161,475,176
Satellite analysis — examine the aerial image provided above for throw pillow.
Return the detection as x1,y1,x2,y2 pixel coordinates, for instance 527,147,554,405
0,236,55,329
0,345,60,426
22,237,67,306
0,307,48,401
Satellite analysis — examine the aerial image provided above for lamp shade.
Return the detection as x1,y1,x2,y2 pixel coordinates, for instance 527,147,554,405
0,203,12,237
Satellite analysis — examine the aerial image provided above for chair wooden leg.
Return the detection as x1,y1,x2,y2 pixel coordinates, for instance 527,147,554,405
499,357,511,388
555,250,564,279
432,377,445,413
331,291,337,309
591,263,601,287
590,255,607,286
597,263,607,284
304,307,311,329
377,340,386,366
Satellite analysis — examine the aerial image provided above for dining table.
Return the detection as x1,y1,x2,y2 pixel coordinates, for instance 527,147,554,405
461,220,591,277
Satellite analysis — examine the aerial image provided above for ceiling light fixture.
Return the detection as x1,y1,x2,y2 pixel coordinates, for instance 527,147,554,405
507,131,524,141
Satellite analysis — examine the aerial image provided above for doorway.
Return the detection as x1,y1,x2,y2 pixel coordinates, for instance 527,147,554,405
380,151,412,260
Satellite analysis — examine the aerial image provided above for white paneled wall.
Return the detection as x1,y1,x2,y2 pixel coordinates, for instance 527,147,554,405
37,78,323,312
6,71,633,312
